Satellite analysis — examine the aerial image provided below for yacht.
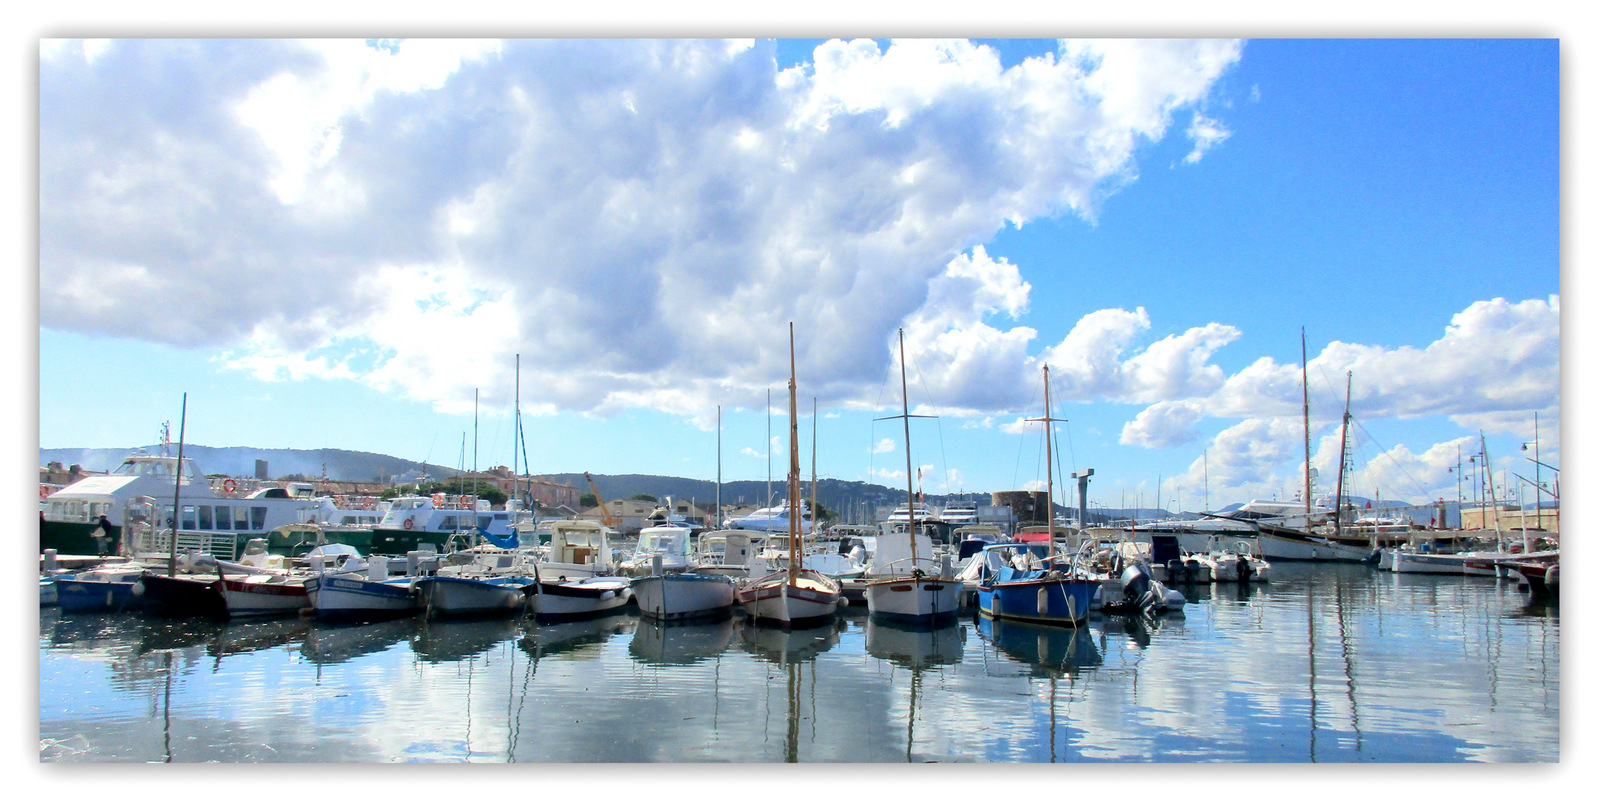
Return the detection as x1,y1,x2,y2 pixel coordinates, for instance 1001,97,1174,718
727,498,812,534
938,501,980,526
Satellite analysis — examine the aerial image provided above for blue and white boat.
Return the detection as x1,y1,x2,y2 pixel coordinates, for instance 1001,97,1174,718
415,575,534,618
304,572,421,619
974,541,1100,627
54,563,149,612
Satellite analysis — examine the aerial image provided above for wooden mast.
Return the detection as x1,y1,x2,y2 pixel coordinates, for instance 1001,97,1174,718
166,393,188,577
787,323,801,586
1044,364,1054,533
899,329,918,568
1334,371,1352,538
1302,328,1312,520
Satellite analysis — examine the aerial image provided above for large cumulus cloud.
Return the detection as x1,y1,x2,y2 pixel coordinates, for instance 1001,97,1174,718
41,37,1243,418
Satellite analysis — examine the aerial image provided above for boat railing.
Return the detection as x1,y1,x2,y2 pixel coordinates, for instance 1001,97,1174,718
130,525,240,562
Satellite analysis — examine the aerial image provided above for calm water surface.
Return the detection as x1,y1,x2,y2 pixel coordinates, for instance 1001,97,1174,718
38,564,1558,762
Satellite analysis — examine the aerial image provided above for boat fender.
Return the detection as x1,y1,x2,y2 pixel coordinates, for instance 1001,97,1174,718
1037,586,1049,615
1166,558,1183,582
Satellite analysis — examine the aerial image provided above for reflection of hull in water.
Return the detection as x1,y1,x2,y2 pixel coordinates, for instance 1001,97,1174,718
519,613,633,660
628,617,736,665
863,619,963,669
302,617,418,665
411,617,520,662
740,619,840,664
978,614,1103,674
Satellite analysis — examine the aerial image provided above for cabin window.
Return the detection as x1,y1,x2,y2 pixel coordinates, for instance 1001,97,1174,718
214,506,231,531
198,506,213,530
478,516,492,530
235,509,250,530
181,505,197,530
251,507,266,530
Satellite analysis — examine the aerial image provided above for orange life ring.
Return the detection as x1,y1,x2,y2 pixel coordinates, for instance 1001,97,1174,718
223,479,237,494
403,518,415,530
39,485,49,500
459,495,471,506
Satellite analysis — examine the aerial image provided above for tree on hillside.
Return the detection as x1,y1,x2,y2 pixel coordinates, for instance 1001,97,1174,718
580,493,598,508
629,493,658,502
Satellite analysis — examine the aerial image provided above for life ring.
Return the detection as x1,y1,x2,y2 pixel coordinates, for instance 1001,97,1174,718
223,479,237,494
39,485,49,500
459,495,471,506
403,518,415,530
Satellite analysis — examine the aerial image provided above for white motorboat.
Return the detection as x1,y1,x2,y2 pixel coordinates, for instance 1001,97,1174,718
937,501,980,526
737,568,841,625
863,519,960,625
1206,538,1271,583
631,571,735,620
538,519,620,580
620,525,695,576
529,575,633,621
727,499,813,534
304,560,421,619
415,574,533,618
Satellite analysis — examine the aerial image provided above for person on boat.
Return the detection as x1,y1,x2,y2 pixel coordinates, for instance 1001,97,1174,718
93,514,114,556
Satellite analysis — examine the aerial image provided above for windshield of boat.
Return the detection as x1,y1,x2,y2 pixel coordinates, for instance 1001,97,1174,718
636,530,688,555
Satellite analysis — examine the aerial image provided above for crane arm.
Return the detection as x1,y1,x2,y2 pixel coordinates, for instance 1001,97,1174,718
584,472,619,527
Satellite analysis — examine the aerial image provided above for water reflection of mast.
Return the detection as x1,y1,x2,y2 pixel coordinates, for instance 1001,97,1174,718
1334,575,1363,753
162,650,173,763
785,650,800,763
1307,577,1318,761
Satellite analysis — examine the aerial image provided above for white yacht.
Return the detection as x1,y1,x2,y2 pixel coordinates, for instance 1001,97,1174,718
938,501,980,526
728,499,812,534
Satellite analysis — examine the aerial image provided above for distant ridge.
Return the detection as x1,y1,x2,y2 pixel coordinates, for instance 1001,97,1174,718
40,444,463,483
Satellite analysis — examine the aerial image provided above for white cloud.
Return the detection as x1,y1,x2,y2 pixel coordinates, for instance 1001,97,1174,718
41,38,1242,418
1120,400,1205,448
1182,111,1230,164
871,438,895,454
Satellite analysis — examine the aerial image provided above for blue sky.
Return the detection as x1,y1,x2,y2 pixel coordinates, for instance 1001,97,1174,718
35,37,1562,511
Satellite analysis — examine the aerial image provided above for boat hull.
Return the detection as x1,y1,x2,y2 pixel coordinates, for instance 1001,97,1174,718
737,572,840,626
55,577,140,613
137,572,229,618
531,577,633,622
39,519,124,557
863,576,961,625
369,528,452,556
416,576,532,618
305,574,420,619
632,574,735,621
1258,530,1375,562
219,576,310,618
1390,552,1468,575
978,577,1099,627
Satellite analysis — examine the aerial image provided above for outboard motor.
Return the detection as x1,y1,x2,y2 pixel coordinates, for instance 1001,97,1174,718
1165,557,1184,583
1119,562,1160,615
1184,558,1201,585
1235,555,1253,583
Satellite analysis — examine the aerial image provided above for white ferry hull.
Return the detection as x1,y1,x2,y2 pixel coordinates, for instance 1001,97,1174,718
1258,531,1374,562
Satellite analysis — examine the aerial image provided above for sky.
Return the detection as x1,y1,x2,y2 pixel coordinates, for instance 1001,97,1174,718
33,35,1565,513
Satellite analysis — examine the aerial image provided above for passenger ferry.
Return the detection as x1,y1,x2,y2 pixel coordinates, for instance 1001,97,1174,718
40,451,386,559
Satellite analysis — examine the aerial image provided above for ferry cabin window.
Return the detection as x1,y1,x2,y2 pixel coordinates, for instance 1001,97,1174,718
198,506,213,530
251,507,266,530
214,506,231,531
439,516,458,531
235,509,250,530
181,505,197,530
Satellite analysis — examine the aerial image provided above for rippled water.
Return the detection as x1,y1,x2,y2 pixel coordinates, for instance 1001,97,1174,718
38,564,1558,762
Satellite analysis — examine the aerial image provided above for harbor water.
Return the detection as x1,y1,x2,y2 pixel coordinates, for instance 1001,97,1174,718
38,563,1558,762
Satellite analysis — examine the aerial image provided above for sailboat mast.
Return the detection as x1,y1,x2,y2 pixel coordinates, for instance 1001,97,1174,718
787,323,801,586
1481,432,1504,550
1044,364,1054,533
810,397,818,538
899,329,917,565
1334,371,1352,538
166,393,188,577
514,356,520,512
716,404,722,529
1302,328,1312,519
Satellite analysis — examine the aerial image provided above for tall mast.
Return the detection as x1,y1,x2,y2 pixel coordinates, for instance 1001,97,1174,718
1334,371,1352,538
1043,364,1055,530
166,393,188,577
1481,432,1504,550
899,330,917,565
716,405,722,528
787,323,801,586
1533,411,1542,531
810,397,819,538
1302,328,1312,518
766,388,772,508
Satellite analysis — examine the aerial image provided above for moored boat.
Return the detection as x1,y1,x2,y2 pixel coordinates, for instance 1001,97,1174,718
415,574,534,619
528,575,633,622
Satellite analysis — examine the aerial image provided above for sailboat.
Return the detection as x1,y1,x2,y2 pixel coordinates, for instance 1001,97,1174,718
864,329,961,626
976,364,1101,626
735,323,842,626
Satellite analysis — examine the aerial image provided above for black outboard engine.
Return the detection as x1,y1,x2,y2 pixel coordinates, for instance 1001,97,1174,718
1235,555,1253,583
1165,558,1184,583
1119,562,1160,615
1184,558,1201,585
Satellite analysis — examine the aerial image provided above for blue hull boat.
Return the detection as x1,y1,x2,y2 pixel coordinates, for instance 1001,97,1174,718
974,542,1099,627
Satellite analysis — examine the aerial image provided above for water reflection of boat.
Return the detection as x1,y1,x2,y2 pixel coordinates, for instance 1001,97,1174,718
863,619,964,669
628,617,736,666
519,613,633,661
740,619,840,664
411,616,520,662
47,611,148,648
977,614,1102,675
302,617,418,665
